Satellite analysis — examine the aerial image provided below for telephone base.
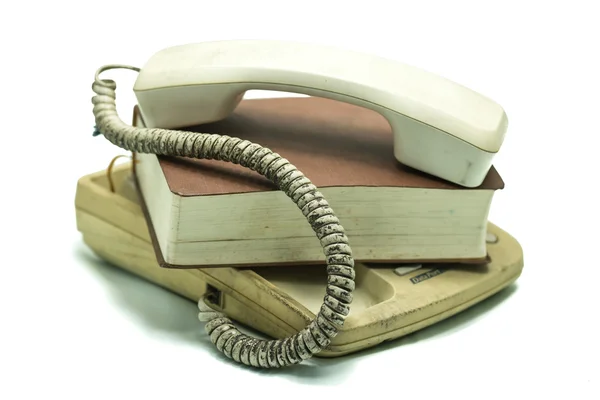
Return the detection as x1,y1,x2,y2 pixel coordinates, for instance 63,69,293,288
74,162,524,357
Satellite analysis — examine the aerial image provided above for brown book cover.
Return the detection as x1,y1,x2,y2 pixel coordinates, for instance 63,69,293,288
141,97,503,196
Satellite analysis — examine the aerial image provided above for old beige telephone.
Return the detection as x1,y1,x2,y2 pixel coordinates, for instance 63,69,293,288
90,40,515,369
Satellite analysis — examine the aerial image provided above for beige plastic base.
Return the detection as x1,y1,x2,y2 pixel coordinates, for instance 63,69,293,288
74,162,524,357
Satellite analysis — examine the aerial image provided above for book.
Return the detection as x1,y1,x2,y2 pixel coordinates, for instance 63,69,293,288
132,97,504,268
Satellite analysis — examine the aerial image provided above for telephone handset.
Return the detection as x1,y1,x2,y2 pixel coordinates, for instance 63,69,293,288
132,40,508,187
91,40,508,369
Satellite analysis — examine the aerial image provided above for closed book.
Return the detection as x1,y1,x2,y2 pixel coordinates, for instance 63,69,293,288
133,97,504,268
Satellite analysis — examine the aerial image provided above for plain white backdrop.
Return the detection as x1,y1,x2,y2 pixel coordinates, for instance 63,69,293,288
1,1,598,399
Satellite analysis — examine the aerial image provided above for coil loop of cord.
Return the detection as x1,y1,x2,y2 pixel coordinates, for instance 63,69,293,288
91,65,356,368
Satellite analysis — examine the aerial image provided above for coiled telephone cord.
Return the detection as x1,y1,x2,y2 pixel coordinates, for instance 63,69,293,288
91,65,355,368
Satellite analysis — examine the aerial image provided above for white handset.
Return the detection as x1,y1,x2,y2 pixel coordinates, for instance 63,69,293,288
132,40,508,187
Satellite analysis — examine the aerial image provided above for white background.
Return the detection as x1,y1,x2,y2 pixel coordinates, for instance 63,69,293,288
1,1,598,399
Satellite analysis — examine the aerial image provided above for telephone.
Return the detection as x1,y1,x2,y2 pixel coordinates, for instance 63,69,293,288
90,40,513,369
